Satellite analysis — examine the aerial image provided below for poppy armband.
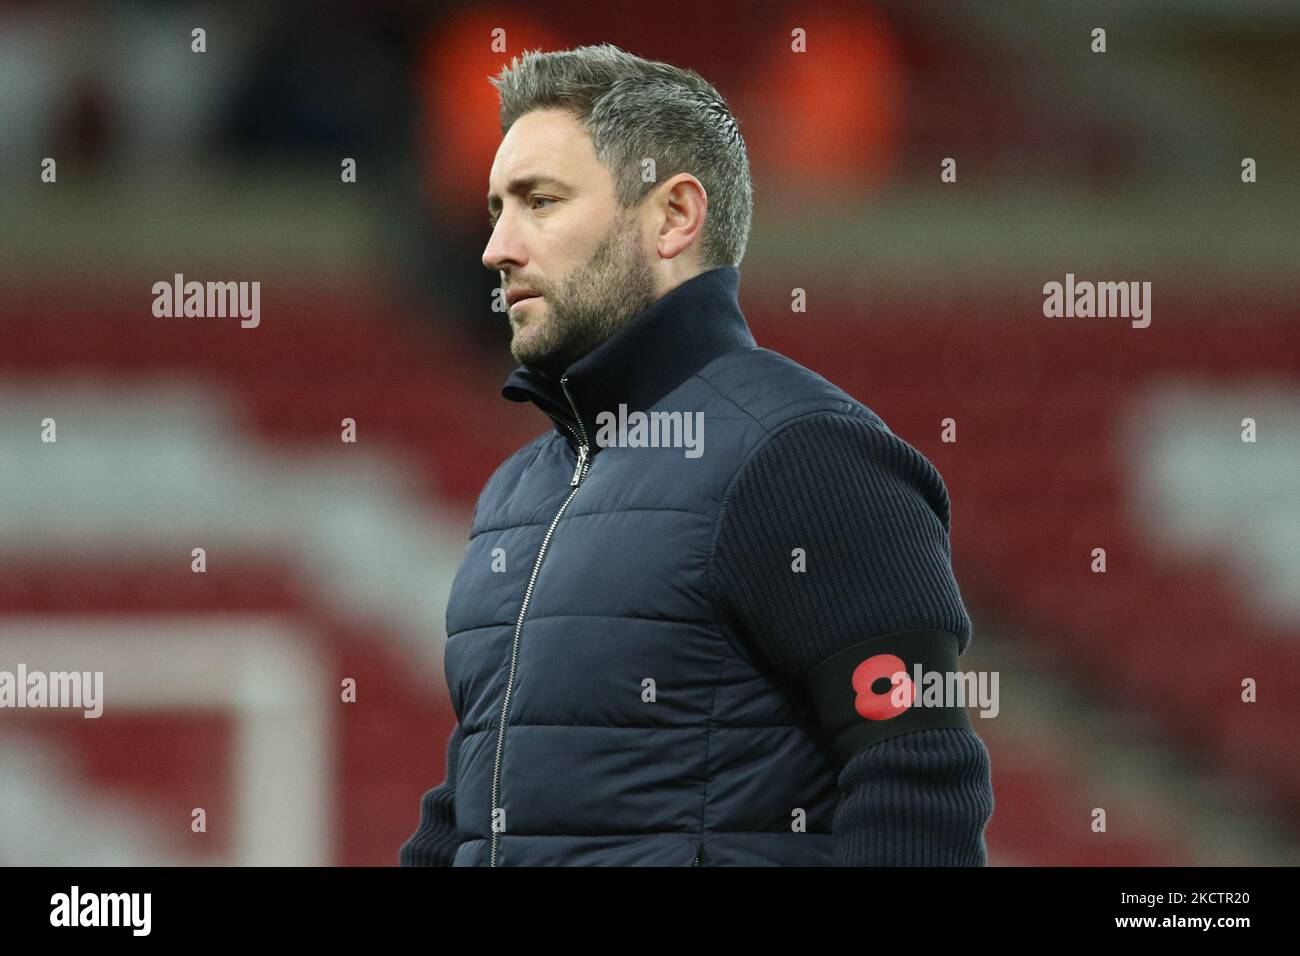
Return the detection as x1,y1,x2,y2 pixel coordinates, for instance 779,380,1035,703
798,629,975,769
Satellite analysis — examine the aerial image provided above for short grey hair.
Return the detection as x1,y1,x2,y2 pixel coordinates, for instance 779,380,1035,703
489,43,753,269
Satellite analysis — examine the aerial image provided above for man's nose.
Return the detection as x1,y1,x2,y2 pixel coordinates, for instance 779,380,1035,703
482,214,525,271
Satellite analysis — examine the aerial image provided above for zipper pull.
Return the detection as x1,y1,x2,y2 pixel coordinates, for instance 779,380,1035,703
570,443,589,486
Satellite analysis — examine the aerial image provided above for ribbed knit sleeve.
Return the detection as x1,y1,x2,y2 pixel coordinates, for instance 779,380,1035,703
398,722,463,866
708,412,993,866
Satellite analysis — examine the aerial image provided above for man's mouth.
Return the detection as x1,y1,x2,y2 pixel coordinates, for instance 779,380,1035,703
506,295,543,321
505,285,542,306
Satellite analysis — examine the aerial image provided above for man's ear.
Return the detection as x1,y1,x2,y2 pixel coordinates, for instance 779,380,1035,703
654,174,707,260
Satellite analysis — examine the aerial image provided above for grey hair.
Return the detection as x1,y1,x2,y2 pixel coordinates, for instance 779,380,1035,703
489,43,753,269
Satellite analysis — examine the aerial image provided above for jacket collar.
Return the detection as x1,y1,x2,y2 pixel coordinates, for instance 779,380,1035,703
501,265,755,447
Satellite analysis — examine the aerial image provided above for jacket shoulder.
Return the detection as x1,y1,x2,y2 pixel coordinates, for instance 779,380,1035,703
695,345,887,435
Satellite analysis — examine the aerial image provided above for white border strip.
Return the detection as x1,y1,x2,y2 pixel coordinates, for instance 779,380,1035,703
0,615,333,865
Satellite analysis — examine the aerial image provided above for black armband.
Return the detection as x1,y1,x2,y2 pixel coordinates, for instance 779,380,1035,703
799,629,974,768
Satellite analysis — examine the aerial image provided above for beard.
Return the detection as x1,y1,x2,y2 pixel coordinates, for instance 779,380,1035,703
508,207,659,381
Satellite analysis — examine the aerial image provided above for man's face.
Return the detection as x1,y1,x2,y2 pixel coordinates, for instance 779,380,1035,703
483,108,659,379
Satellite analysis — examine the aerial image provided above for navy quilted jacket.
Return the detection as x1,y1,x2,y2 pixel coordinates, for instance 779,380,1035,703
401,266,994,866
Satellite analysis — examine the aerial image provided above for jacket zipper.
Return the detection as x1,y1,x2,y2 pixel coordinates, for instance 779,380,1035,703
489,375,590,867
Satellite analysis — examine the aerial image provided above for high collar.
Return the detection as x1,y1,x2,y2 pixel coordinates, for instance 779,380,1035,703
501,266,755,447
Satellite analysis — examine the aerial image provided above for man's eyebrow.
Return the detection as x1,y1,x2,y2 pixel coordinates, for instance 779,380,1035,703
487,175,571,213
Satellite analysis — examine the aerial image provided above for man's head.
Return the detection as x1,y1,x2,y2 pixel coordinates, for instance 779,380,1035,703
483,44,752,379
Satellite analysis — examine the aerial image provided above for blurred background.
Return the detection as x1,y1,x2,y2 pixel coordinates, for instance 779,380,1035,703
2,0,1298,865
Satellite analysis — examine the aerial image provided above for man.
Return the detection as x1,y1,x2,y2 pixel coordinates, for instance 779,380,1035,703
401,43,994,867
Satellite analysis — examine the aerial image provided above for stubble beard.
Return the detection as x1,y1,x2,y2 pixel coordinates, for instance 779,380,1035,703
509,208,659,381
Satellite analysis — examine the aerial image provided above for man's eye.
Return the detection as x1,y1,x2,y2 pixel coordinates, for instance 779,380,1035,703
488,197,554,229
